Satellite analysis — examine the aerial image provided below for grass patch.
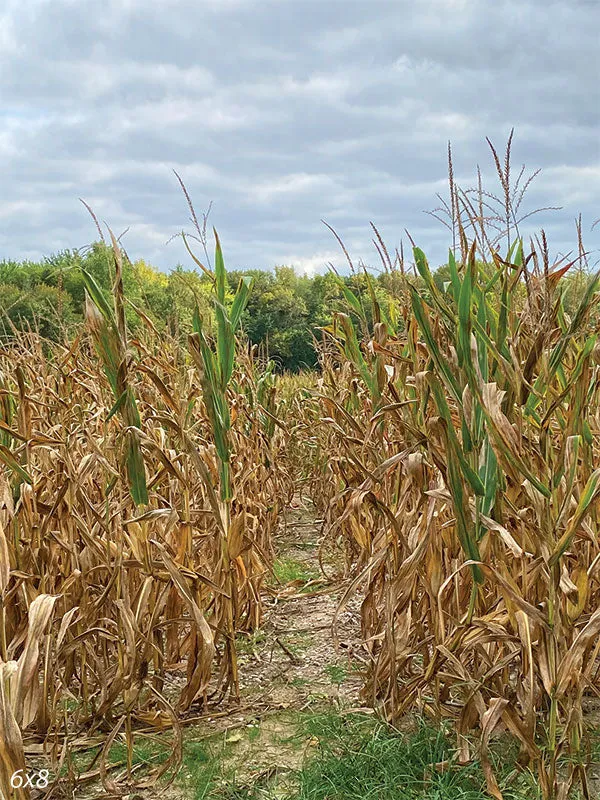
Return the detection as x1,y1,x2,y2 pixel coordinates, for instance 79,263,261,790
293,712,543,800
178,714,302,799
108,736,170,768
324,663,347,686
247,723,261,743
289,676,310,688
236,629,267,655
180,740,220,800
272,557,319,585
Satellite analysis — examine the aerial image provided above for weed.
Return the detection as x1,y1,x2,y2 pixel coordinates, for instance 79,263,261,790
272,557,318,585
294,713,545,800
324,664,347,686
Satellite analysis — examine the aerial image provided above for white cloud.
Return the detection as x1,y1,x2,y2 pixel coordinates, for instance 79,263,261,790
535,165,600,206
251,173,336,203
281,251,340,277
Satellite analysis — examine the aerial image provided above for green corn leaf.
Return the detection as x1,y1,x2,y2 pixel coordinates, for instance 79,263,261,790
218,460,232,502
122,387,143,430
337,313,378,400
413,246,454,320
192,305,203,336
0,444,33,485
427,374,485,496
540,336,597,427
363,269,381,325
214,302,235,387
230,276,254,331
475,290,489,382
447,249,462,301
446,437,484,583
106,389,129,422
413,246,434,284
334,277,367,326
81,269,116,324
213,228,226,304
189,331,231,473
409,286,462,405
506,239,523,266
479,437,498,518
471,316,515,384
125,429,148,506
483,264,503,294
457,254,473,371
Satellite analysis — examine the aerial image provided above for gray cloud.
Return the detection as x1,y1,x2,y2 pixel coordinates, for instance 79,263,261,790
1,0,598,273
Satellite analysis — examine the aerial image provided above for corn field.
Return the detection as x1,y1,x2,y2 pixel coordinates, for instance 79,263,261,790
1,141,599,800
0,231,294,798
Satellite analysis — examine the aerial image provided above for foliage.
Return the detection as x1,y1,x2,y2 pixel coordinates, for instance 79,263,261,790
294,713,545,800
0,281,77,340
1,243,595,374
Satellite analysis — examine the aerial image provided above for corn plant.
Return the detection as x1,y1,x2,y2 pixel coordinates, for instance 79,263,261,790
316,233,600,799
82,230,148,506
187,229,253,699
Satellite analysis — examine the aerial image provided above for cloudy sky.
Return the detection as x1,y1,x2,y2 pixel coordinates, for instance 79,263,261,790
1,0,598,274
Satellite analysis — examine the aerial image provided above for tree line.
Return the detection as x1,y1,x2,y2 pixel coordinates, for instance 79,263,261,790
0,242,591,371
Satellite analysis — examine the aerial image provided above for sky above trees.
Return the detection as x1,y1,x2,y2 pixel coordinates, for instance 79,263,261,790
1,0,598,273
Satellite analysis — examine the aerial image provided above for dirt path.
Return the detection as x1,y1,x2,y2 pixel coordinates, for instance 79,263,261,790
161,499,364,798
237,499,363,710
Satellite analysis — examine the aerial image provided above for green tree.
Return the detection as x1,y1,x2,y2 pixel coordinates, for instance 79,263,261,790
0,282,77,340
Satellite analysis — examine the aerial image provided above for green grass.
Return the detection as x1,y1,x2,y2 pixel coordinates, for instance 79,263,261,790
293,713,542,800
181,740,220,800
324,663,347,686
53,712,600,799
236,628,267,655
272,557,319,585
290,676,310,688
108,736,170,767
247,723,261,743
